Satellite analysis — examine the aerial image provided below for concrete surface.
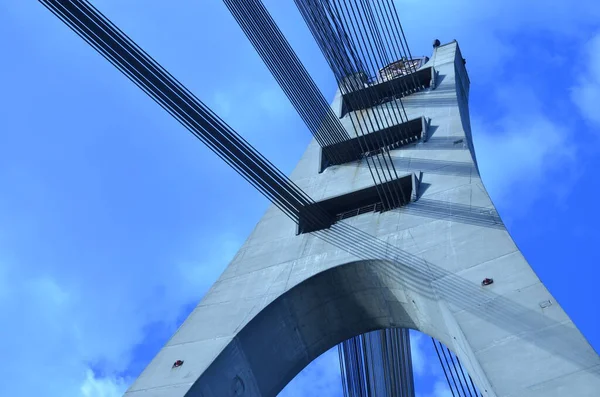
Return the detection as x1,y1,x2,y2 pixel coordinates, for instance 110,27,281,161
124,41,600,397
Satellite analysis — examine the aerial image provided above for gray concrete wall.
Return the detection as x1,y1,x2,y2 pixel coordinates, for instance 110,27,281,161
124,41,600,397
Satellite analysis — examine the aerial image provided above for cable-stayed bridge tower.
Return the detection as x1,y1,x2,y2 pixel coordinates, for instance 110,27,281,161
123,39,600,397
36,1,600,396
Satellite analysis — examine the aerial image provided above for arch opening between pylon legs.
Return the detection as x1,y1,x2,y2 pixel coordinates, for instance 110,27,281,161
189,259,453,397
333,327,485,397
186,255,600,397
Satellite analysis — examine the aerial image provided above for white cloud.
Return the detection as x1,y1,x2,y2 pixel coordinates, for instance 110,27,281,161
571,32,600,128
421,380,453,397
0,234,240,396
410,330,427,377
410,332,457,397
474,112,575,207
396,0,600,57
471,84,578,213
209,82,292,127
279,347,343,397
391,1,588,216
212,91,234,120
258,87,291,117
80,371,127,397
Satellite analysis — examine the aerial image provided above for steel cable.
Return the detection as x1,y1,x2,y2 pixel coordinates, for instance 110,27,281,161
39,0,341,233
311,0,402,209
39,7,554,397
223,0,349,150
327,0,406,208
222,0,390,204
294,0,427,210
40,7,485,397
295,0,406,210
433,338,458,397
448,346,470,397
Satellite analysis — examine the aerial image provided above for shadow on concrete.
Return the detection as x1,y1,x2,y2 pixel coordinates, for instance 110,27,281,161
416,136,469,150
313,222,600,377
195,214,600,396
403,94,458,108
422,124,439,141
399,199,504,230
434,71,447,87
358,157,476,177
417,182,432,197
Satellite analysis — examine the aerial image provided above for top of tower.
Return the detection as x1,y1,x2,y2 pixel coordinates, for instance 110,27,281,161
378,56,430,83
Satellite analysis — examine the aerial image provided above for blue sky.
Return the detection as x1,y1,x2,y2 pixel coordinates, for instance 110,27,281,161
1,1,600,396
